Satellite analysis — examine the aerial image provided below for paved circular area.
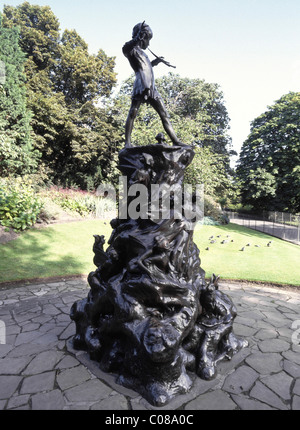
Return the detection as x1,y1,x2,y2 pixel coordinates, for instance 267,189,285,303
0,279,299,410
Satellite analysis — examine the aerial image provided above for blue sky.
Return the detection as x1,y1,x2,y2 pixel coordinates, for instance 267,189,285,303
2,0,300,162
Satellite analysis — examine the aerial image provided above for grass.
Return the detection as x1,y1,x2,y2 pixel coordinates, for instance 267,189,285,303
0,220,299,286
0,220,112,284
194,223,300,286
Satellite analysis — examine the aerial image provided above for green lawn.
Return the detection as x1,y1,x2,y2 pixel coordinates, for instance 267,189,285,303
0,220,112,284
1,220,300,286
194,223,300,286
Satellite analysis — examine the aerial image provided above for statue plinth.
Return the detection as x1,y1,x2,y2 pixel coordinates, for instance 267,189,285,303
70,143,248,407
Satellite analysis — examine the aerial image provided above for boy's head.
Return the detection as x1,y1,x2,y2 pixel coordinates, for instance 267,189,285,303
132,22,153,41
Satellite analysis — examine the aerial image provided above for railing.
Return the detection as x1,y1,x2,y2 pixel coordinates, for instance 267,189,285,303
225,210,300,245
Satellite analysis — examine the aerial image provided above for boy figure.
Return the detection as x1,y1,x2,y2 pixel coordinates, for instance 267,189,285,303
123,22,185,148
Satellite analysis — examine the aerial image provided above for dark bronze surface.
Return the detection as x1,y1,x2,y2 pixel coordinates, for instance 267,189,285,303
70,144,247,407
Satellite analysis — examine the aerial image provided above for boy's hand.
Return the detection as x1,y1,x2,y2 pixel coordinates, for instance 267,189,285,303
152,57,171,67
151,58,161,67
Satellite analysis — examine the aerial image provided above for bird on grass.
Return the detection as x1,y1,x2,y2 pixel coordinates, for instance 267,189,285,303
240,247,245,252
206,247,210,251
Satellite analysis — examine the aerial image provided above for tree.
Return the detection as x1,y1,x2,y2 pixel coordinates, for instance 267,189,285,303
238,168,277,211
2,2,60,71
0,13,39,176
184,146,233,198
237,92,300,213
2,2,120,189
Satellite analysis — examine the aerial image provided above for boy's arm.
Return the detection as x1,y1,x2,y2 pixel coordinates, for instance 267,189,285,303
123,23,146,57
122,36,140,57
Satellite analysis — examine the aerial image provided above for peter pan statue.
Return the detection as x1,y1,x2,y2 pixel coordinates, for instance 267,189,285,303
122,22,186,148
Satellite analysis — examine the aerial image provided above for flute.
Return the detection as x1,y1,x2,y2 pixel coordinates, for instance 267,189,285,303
148,48,176,69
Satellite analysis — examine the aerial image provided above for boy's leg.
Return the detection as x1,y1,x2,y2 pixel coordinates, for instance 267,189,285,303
149,96,186,146
125,99,142,148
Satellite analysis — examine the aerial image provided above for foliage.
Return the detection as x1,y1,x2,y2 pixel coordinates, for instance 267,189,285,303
39,187,116,217
0,13,39,176
2,3,121,189
2,2,60,70
0,177,43,231
39,187,90,216
198,217,221,226
184,146,233,198
55,195,90,216
1,3,239,195
203,194,229,225
37,198,61,223
225,202,254,214
237,92,300,213
240,167,277,210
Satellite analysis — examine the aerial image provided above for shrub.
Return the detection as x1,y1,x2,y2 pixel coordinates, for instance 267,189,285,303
204,195,229,225
94,196,117,218
0,177,43,231
38,187,117,218
39,187,90,216
198,216,221,226
58,196,90,216
37,198,62,223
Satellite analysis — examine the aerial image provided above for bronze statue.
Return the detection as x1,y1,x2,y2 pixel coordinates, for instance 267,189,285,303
70,24,248,407
122,22,186,148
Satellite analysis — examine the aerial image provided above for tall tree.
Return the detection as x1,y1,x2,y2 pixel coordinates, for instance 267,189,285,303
184,146,234,198
56,30,116,105
236,92,300,213
2,2,60,71
3,2,120,189
0,13,39,176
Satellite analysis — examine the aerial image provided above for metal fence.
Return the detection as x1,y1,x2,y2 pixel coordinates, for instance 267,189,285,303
225,210,300,246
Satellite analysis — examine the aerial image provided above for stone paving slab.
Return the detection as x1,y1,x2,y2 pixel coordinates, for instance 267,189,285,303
0,279,299,410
